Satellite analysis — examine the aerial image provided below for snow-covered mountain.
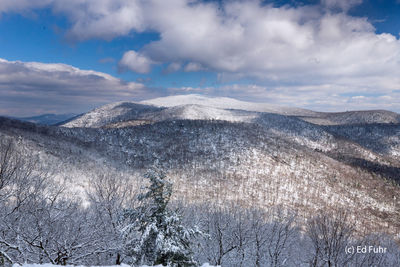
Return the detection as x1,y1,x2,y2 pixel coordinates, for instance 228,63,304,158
62,94,400,128
1,94,400,239
62,102,161,128
141,94,314,115
62,102,259,128
143,94,400,125
62,94,289,128
300,110,400,125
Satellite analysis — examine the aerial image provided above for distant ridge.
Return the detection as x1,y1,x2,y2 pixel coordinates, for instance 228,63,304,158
17,113,77,125
140,94,314,115
1,94,400,239
61,94,400,128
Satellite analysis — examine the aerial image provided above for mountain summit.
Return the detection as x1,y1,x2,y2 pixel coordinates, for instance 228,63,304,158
62,94,400,128
1,94,399,240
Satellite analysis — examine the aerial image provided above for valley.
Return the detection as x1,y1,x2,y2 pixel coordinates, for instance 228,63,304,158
1,95,399,237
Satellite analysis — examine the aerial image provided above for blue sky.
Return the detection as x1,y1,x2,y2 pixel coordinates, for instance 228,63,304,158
0,0,399,116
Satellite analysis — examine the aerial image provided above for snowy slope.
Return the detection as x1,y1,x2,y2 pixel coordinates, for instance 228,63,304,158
63,94,400,129
143,94,400,125
141,94,314,115
61,97,265,128
2,94,400,240
63,102,162,128
147,104,259,123
2,115,400,238
299,110,400,125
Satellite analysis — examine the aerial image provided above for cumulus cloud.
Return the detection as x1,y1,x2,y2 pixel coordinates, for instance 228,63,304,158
46,1,399,92
2,0,400,112
184,62,205,72
119,50,156,74
163,62,182,74
139,1,400,88
0,58,158,116
52,0,145,41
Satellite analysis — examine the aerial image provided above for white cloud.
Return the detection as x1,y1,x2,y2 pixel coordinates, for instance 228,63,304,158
164,62,182,74
0,58,158,116
4,1,400,87
104,0,398,98
52,0,144,41
1,0,400,112
184,62,205,72
119,50,155,74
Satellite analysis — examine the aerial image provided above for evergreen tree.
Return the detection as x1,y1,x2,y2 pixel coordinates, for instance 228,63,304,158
120,169,199,266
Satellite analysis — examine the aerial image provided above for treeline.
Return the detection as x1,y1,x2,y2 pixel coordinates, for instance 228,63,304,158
1,139,399,266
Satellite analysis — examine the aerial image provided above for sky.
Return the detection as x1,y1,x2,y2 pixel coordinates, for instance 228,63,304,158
0,0,400,116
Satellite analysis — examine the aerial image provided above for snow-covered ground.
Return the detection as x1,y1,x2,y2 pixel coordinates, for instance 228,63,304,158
141,94,313,115
63,94,400,128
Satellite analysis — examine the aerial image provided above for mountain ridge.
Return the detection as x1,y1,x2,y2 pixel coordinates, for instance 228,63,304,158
1,95,399,238
13,113,77,125
61,94,400,128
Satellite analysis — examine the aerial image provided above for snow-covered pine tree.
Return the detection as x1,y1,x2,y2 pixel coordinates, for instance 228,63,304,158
120,168,199,267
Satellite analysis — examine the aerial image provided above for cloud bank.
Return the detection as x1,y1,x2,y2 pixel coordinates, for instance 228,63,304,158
52,0,400,91
0,58,155,116
1,0,400,112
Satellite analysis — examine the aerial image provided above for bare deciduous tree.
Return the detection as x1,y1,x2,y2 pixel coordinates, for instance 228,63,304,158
86,172,138,264
306,209,354,267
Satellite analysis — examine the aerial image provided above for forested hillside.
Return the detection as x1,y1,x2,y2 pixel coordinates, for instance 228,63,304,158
1,95,400,266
